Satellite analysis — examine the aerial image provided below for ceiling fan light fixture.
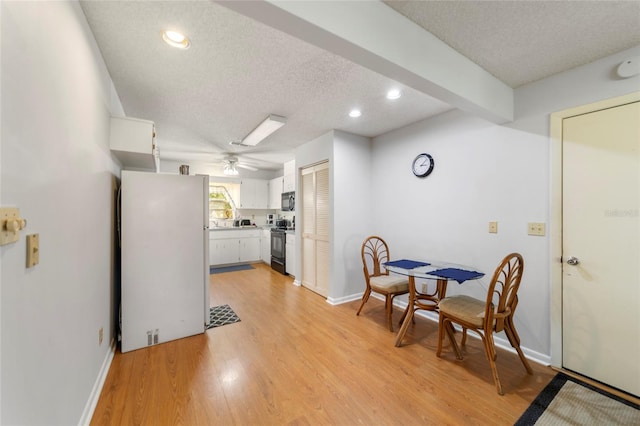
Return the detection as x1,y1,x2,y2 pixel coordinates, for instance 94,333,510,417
223,163,239,175
241,114,287,146
161,30,190,49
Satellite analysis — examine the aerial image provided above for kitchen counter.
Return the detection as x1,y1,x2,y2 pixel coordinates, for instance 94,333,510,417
210,226,260,231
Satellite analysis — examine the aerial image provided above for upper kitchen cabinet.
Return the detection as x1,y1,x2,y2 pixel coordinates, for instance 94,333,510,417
283,159,296,192
269,176,283,209
239,179,268,209
110,117,157,171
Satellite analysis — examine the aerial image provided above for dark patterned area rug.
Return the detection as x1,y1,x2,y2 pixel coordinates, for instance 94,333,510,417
210,264,254,274
206,305,241,330
515,372,639,425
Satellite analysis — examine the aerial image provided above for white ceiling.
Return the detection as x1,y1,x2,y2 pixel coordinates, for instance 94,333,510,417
79,0,640,173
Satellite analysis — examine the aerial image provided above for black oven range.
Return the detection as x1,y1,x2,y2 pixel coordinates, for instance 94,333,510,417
270,220,289,275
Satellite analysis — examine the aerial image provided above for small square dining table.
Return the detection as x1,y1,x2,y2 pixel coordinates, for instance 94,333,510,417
383,259,485,347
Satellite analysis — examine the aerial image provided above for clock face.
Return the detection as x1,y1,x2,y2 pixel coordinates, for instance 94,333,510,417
412,153,434,177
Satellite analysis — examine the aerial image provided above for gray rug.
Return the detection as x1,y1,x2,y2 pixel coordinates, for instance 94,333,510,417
206,305,241,330
210,264,254,274
515,373,639,425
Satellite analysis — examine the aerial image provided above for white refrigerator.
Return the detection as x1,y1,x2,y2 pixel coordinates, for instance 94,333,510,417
120,170,210,353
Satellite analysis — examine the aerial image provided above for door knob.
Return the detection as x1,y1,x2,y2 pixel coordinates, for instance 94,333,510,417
566,256,580,266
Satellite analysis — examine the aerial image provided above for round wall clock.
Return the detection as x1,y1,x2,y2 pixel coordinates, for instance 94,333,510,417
412,153,435,177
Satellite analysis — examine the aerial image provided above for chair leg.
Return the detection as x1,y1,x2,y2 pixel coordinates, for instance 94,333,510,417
480,333,503,395
356,289,371,316
436,313,446,357
504,317,533,374
445,321,463,360
437,315,462,359
385,294,394,332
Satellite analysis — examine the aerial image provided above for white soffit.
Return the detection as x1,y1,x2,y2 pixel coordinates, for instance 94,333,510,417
217,0,514,124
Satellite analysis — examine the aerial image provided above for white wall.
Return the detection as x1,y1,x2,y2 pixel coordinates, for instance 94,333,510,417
370,45,640,359
1,2,121,424
330,131,372,300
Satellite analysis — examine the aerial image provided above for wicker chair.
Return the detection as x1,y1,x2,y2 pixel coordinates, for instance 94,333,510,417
356,236,409,331
436,253,533,395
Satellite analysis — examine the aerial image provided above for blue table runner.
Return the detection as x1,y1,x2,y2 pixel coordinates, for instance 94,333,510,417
427,268,484,284
384,259,431,269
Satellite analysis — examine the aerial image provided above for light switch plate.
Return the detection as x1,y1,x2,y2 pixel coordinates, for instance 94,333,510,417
489,221,498,233
26,234,39,267
527,222,546,236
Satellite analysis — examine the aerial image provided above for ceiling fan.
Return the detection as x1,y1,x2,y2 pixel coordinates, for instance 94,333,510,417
220,155,258,175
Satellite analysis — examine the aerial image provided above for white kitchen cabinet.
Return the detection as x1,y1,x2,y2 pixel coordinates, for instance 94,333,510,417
240,236,261,262
110,116,157,171
283,160,295,192
209,229,262,265
269,176,283,209
209,238,240,265
285,232,296,276
239,179,268,209
261,229,271,264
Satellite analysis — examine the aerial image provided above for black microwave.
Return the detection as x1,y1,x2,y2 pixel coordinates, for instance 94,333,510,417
281,191,295,211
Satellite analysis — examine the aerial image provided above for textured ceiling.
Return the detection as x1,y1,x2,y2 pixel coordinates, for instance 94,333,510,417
79,1,640,172
384,1,640,88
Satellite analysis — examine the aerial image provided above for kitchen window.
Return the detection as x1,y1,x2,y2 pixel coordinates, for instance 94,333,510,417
209,183,239,223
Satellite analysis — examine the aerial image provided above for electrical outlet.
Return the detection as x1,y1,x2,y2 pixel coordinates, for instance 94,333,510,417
528,222,546,236
488,221,498,233
99,327,104,345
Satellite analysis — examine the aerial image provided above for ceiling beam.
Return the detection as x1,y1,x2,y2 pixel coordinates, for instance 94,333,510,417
217,0,513,124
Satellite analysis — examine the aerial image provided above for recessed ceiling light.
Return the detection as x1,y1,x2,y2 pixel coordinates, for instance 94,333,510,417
349,109,362,118
161,30,190,49
386,89,401,100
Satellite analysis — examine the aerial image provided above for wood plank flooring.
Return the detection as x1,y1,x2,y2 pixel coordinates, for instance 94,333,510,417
91,263,555,425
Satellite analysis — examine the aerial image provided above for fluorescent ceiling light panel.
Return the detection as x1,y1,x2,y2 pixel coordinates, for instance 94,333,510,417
241,115,287,146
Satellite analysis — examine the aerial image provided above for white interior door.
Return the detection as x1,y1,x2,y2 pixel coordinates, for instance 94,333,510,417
562,101,639,396
301,162,330,297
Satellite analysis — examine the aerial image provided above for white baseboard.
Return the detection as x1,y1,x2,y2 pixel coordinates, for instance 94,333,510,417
364,293,551,366
78,339,116,426
326,292,362,306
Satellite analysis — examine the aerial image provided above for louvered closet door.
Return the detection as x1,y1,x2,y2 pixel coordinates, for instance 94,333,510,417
301,162,330,297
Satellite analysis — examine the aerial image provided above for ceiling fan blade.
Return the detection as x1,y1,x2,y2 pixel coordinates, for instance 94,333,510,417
236,163,258,171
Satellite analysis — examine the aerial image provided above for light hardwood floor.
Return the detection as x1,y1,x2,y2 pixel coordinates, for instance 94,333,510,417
91,263,555,425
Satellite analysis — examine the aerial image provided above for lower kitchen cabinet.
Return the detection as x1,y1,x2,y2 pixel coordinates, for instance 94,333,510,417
261,229,271,264
209,238,240,265
209,229,261,266
240,236,261,262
